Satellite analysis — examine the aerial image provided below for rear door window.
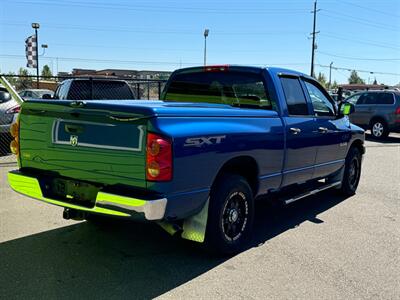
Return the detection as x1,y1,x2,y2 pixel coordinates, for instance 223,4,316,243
376,93,394,105
280,77,309,115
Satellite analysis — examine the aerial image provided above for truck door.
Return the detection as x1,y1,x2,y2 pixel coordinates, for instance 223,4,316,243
302,79,349,179
279,76,318,186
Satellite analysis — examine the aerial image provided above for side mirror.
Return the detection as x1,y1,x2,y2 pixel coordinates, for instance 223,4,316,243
0,91,12,102
340,102,355,116
42,94,53,99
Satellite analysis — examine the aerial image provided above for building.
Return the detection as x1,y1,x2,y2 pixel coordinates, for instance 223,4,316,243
66,68,171,80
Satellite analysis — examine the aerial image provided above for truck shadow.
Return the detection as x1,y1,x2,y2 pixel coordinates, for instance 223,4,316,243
0,191,349,299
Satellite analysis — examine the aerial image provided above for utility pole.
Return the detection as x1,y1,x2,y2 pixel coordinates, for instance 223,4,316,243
310,1,319,77
329,62,333,89
31,23,40,88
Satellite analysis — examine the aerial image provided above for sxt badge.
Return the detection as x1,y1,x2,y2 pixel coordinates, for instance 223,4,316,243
184,135,226,147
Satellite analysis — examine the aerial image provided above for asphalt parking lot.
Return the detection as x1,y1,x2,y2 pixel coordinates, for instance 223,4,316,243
0,133,399,299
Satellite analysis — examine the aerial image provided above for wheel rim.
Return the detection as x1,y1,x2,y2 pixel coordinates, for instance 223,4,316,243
372,122,384,137
348,157,360,189
222,191,248,241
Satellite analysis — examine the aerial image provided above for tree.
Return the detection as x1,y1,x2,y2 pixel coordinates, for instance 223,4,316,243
331,80,338,90
348,70,365,84
41,64,53,78
373,78,378,85
5,72,18,87
16,68,32,90
317,72,328,88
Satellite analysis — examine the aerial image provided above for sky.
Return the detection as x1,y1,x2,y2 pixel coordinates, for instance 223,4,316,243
0,0,399,85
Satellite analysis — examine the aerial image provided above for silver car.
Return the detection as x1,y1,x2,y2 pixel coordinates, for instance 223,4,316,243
19,89,54,100
346,90,400,139
0,86,19,155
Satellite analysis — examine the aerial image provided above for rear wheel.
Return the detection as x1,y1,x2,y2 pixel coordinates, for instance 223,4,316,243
205,174,254,255
339,147,362,196
370,119,389,139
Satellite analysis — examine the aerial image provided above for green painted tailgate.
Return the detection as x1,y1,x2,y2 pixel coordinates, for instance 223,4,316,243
19,101,148,188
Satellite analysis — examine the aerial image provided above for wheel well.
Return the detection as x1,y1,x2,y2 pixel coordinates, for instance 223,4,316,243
213,156,259,196
369,116,387,127
349,139,365,155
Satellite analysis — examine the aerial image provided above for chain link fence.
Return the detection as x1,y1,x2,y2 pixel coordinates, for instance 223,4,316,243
0,74,167,162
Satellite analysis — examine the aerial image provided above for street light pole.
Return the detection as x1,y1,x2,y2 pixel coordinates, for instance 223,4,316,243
31,22,40,88
204,29,209,66
329,62,333,89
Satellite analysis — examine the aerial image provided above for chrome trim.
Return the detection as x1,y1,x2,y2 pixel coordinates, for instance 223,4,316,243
98,198,167,220
284,181,341,205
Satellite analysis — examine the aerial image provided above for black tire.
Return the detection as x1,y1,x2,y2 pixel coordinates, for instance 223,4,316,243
339,147,362,196
370,119,389,139
204,174,254,255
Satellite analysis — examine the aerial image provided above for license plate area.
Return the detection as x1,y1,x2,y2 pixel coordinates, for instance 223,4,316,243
47,178,99,208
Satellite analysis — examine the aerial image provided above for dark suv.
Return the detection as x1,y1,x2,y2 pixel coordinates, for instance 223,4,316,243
53,78,136,100
346,90,400,138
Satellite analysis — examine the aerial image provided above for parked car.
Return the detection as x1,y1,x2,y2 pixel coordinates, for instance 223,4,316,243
345,90,400,138
0,86,20,155
8,66,364,254
53,78,136,100
19,89,54,100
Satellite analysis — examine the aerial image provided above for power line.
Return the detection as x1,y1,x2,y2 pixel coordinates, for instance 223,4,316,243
317,51,400,62
8,0,310,14
0,40,309,54
0,22,307,36
316,64,400,76
320,12,399,32
323,10,399,30
319,33,400,51
337,0,400,19
0,54,310,67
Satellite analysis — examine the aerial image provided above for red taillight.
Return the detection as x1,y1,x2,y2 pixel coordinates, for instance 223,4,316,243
204,65,230,72
6,106,21,114
395,107,400,115
146,132,172,181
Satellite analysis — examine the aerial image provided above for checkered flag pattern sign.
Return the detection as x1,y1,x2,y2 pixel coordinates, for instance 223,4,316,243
25,35,37,68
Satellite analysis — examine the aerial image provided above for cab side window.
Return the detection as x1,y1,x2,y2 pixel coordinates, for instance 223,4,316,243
304,80,335,117
280,77,309,115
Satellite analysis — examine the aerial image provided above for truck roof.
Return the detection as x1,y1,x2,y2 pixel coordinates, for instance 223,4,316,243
172,65,312,80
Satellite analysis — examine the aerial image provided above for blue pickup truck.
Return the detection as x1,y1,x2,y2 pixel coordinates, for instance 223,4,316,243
8,65,364,254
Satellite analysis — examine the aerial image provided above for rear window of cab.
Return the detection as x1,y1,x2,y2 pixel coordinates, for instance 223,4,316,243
163,70,274,110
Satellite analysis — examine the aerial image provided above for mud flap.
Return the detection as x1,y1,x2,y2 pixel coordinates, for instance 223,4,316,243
181,198,209,243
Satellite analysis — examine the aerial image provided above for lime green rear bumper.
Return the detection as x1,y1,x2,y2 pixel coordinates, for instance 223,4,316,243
8,171,167,220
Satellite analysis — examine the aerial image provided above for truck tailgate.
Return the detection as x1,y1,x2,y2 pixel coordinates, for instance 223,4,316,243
19,100,149,188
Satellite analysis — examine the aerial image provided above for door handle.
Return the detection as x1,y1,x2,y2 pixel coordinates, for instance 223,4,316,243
290,127,301,134
318,127,329,133
65,124,84,134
